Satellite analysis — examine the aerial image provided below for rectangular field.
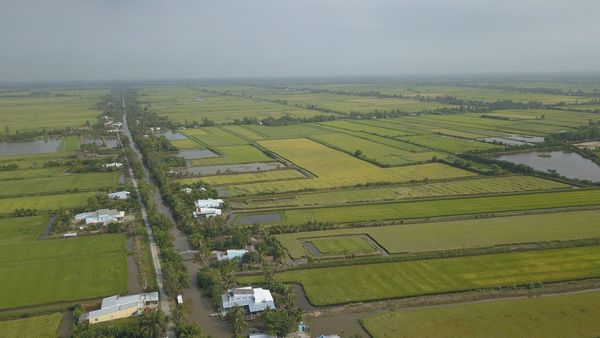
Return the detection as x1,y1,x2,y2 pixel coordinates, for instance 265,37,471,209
0,192,97,215
277,209,600,258
189,144,272,166
242,246,600,305
236,176,568,209
362,291,600,338
0,234,127,309
177,169,305,185
274,189,600,225
0,215,47,244
308,235,377,256
0,172,119,197
0,313,62,338
226,139,474,195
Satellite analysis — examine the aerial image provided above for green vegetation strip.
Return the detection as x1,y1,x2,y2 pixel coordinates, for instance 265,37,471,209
276,189,600,225
0,234,127,309
0,313,62,338
362,291,600,338
241,246,600,306
277,209,600,258
0,172,119,197
0,192,96,214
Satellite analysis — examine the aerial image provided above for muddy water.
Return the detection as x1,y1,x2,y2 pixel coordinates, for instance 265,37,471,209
56,310,74,338
184,162,285,175
498,150,600,182
126,237,143,294
0,139,61,155
179,149,218,159
160,131,188,140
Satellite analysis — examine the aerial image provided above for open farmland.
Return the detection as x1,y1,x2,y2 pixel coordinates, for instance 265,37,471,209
0,172,118,197
189,144,272,166
177,169,305,185
225,138,474,195
308,235,377,256
139,86,331,123
234,176,567,209
362,291,600,338
241,246,600,306
277,209,600,258
272,189,600,225
311,132,443,165
0,191,96,215
0,215,47,244
0,234,127,309
0,313,62,338
0,88,105,132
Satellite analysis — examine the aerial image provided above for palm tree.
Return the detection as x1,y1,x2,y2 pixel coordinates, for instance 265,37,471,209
139,310,166,338
227,306,247,338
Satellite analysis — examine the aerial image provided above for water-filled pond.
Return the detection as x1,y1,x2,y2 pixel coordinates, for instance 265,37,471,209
160,131,188,140
82,137,119,148
0,139,61,155
497,150,600,182
178,149,218,159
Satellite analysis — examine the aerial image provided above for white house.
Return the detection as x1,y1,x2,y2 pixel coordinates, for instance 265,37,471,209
75,209,124,225
80,292,159,324
221,286,275,314
217,249,248,261
108,191,130,200
195,199,224,208
193,207,222,218
180,187,193,194
103,162,123,169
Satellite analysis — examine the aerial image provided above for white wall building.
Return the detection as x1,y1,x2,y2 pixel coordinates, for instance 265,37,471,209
75,209,124,225
103,162,123,169
195,199,224,208
80,292,159,324
216,249,248,261
221,286,275,314
108,191,130,200
193,207,222,218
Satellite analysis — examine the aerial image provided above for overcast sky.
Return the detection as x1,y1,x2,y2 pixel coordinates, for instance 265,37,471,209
1,0,599,82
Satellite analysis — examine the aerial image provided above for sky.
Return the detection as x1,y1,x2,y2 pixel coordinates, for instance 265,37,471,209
1,0,599,82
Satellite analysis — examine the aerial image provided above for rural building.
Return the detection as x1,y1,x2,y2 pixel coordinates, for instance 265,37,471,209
221,286,275,314
75,209,124,225
216,249,248,261
63,232,78,238
195,198,224,208
80,292,159,324
181,187,193,194
248,334,277,338
103,162,123,169
108,191,130,200
193,207,222,218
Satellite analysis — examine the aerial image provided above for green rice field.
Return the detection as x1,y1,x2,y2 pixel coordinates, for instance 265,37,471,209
277,209,600,258
308,235,376,256
362,291,600,338
0,172,119,197
0,313,62,338
177,169,305,185
0,192,97,215
0,234,127,309
273,189,600,225
0,215,47,244
241,246,600,305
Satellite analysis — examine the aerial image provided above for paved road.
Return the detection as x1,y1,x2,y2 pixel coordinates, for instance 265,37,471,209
122,110,174,337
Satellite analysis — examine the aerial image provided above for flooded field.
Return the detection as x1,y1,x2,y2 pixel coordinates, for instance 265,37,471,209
184,162,285,175
82,137,119,148
160,130,188,140
498,150,600,182
479,137,527,146
236,212,282,225
0,139,61,155
179,149,218,159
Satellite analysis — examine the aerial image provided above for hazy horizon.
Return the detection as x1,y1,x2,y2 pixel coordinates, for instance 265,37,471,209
1,0,599,82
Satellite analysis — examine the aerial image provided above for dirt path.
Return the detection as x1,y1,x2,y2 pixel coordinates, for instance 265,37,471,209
38,214,56,240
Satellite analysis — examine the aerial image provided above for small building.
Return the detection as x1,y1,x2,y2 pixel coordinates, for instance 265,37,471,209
193,207,222,218
112,122,123,128
217,249,248,261
248,334,277,338
195,199,224,208
221,286,275,314
108,191,130,200
180,187,193,194
80,292,159,325
177,295,183,305
103,162,123,169
75,209,124,225
63,232,78,238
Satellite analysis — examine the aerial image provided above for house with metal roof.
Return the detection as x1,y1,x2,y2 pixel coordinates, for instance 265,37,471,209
80,292,159,324
193,207,222,218
221,286,275,314
75,209,124,225
194,198,224,208
108,191,130,200
216,249,248,261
